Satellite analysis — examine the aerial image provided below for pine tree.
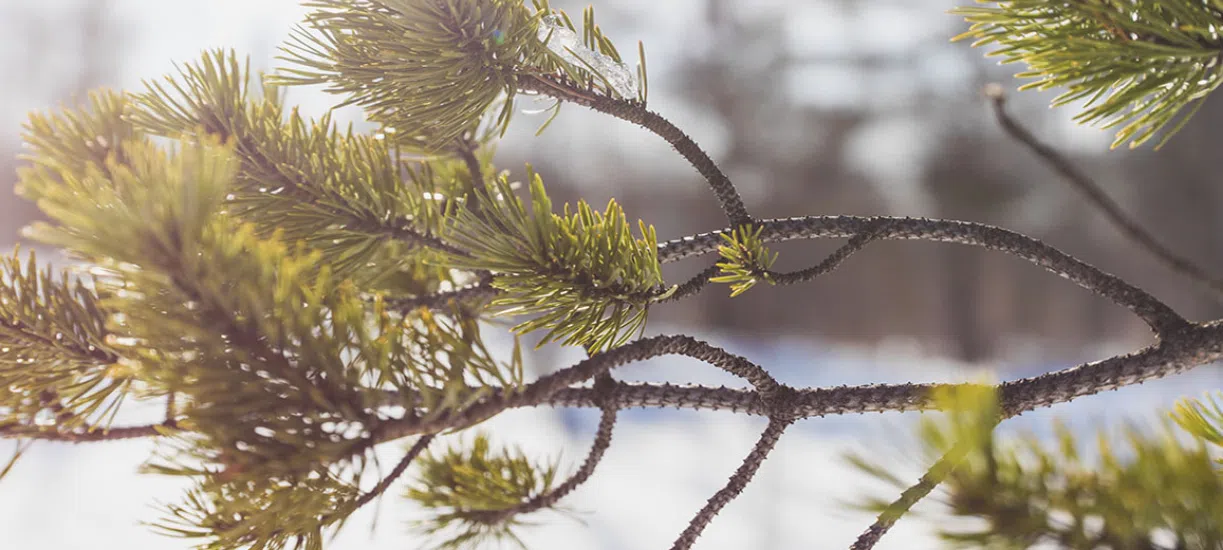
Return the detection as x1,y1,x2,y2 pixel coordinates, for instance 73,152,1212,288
6,1,1223,549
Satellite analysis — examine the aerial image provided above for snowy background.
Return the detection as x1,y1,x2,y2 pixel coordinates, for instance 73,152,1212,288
2,1,1221,549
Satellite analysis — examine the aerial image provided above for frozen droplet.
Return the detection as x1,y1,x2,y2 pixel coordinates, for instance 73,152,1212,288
537,15,638,99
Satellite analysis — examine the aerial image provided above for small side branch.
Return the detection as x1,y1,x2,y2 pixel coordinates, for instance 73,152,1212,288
849,445,970,550
670,417,793,550
384,276,499,312
355,434,435,509
766,229,881,286
519,75,752,226
0,421,170,442
656,263,722,304
470,377,620,525
987,87,1223,301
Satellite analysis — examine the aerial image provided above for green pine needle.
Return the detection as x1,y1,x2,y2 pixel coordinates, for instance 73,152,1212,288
953,0,1223,149
711,225,778,297
406,433,561,550
442,168,664,353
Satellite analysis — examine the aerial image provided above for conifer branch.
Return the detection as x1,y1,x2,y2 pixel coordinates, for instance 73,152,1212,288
987,85,1223,301
670,417,793,550
659,216,1188,334
518,75,752,226
372,319,1223,448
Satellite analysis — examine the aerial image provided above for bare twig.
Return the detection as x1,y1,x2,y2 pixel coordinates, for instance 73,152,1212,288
658,216,1188,335
766,228,882,286
384,276,499,312
655,263,722,304
670,417,793,550
469,376,620,525
355,434,435,509
986,85,1223,301
0,421,172,442
519,75,752,226
849,444,971,550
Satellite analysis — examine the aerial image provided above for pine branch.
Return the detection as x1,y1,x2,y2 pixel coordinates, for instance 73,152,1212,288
670,416,793,550
518,74,752,226
954,0,1223,148
371,318,1223,448
0,421,169,442
658,216,1188,335
987,84,1223,301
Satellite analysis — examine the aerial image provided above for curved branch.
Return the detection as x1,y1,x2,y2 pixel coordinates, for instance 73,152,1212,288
470,377,619,525
670,417,793,550
987,87,1223,301
766,229,881,286
519,75,752,226
658,216,1187,334
656,263,721,304
371,335,765,442
373,320,1223,444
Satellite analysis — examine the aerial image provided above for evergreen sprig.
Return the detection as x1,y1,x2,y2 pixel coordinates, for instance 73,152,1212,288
852,386,1223,549
406,433,561,550
954,0,1223,148
442,169,666,353
0,249,125,433
710,225,778,297
18,124,520,478
148,461,362,550
274,0,645,151
131,50,461,288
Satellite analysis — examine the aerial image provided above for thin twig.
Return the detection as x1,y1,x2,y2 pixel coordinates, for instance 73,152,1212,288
355,434,434,509
658,216,1188,335
849,444,971,550
766,228,882,286
986,86,1223,302
453,136,487,217
519,75,752,226
670,417,793,550
0,421,171,442
469,376,620,525
384,277,499,312
655,263,722,304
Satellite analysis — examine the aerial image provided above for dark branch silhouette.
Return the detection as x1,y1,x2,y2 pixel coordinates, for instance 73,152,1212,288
985,84,1223,302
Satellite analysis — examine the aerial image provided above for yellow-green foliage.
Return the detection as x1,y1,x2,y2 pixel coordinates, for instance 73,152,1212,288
852,386,1223,548
406,433,560,550
443,171,665,352
711,224,778,297
954,1,1223,148
0,249,122,432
